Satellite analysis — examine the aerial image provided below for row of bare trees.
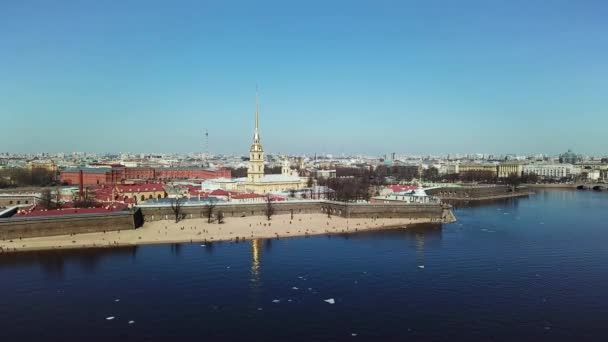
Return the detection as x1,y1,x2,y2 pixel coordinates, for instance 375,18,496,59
170,195,277,223
318,176,371,202
0,168,57,188
170,197,226,224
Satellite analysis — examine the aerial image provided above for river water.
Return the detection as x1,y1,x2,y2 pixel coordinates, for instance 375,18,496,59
1,190,607,341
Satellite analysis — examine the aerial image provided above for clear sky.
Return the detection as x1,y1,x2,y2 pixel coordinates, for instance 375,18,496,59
1,0,607,156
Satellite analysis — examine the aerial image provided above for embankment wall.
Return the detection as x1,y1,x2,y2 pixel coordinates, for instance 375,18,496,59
426,185,530,201
0,209,141,240
139,201,455,224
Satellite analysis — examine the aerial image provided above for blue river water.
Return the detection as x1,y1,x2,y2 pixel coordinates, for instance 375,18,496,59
1,190,607,341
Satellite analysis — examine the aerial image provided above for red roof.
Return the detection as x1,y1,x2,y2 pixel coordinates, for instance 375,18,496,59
232,193,265,200
389,185,418,192
209,189,230,196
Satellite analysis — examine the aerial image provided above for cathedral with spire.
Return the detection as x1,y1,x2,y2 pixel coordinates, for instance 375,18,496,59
237,91,307,194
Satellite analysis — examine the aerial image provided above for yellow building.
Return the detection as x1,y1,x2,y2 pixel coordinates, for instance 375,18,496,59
458,163,498,176
497,163,524,178
27,161,58,173
237,93,307,194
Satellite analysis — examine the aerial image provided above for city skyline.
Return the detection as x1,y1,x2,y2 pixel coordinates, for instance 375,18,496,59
2,1,607,155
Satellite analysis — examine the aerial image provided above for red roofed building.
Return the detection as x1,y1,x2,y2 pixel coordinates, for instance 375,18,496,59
115,183,167,203
208,189,230,201
231,193,265,203
61,167,231,186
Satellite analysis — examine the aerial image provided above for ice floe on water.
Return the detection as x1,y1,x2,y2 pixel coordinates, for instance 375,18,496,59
324,298,335,304
272,299,280,303
418,265,425,269
291,286,299,290
128,320,135,325
106,316,115,321
114,299,120,302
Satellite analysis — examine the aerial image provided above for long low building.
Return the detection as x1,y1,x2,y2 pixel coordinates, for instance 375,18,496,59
60,166,231,185
522,164,577,179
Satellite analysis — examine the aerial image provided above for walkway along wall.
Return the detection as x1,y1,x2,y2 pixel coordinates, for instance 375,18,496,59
0,209,143,240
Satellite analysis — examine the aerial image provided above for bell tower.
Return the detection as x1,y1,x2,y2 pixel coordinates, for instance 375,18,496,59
247,90,265,183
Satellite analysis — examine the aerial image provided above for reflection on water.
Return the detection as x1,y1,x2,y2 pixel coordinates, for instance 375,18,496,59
250,239,262,283
0,246,138,277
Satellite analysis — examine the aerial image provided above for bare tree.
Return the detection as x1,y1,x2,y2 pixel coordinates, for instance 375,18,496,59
39,189,55,209
504,172,522,191
264,194,275,221
203,198,217,223
54,186,63,209
170,196,184,223
74,189,96,208
307,175,314,188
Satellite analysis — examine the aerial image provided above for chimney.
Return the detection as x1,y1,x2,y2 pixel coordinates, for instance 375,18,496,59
79,170,84,198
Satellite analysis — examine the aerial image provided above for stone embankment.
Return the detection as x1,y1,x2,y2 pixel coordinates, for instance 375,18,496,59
426,185,532,202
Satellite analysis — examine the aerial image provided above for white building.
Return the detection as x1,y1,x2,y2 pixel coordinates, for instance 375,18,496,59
522,164,575,179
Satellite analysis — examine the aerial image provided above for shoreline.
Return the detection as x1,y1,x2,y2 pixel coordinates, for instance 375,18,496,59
439,191,532,202
0,213,445,254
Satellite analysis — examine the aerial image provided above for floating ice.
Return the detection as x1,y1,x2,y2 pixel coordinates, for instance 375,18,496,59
324,298,335,304
351,333,358,337
114,299,120,302
257,307,263,311
200,244,206,247
418,265,425,269
272,299,280,303
128,320,135,324
288,299,292,302
106,316,115,321
291,287,299,290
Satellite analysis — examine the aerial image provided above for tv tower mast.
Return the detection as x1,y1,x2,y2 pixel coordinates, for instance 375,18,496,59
202,129,209,166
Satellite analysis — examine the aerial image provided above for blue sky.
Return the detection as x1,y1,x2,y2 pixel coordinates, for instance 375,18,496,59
1,0,607,156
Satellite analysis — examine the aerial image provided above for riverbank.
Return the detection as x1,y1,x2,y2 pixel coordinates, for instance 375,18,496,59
426,185,532,202
440,191,533,202
524,183,576,189
0,213,444,253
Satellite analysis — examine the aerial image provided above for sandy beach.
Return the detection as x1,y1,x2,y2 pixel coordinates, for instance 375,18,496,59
0,213,439,253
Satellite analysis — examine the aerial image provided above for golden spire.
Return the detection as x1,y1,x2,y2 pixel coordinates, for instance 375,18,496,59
253,85,260,143
255,85,259,131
